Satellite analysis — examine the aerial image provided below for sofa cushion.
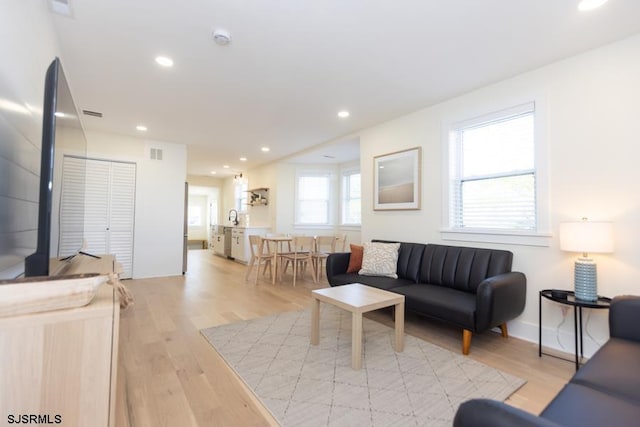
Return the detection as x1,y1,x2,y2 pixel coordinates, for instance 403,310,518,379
419,244,513,292
570,337,640,404
329,273,414,291
392,284,476,330
347,244,363,273
359,242,400,278
372,240,426,282
396,242,426,283
541,382,640,427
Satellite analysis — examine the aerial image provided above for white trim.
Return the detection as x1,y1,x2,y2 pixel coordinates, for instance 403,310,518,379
508,316,605,359
441,229,552,247
441,96,551,239
340,168,361,226
293,224,334,230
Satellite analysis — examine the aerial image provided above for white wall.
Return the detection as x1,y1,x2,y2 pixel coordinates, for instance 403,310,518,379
0,0,61,278
359,34,640,357
239,161,361,247
86,130,187,278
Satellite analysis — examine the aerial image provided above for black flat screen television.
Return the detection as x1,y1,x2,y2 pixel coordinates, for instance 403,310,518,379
24,57,86,277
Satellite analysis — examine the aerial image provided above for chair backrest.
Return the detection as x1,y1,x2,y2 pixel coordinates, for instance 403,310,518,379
292,236,314,253
248,235,262,258
315,235,336,253
335,234,347,252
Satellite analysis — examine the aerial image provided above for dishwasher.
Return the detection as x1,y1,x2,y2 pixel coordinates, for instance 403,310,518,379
223,226,233,259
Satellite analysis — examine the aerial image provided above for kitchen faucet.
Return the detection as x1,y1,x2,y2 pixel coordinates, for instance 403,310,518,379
228,209,239,226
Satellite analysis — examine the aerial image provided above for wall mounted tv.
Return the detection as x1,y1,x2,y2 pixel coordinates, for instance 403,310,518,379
23,57,87,277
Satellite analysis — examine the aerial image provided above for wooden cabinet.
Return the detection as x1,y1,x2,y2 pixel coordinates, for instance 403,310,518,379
231,228,246,262
0,256,120,427
230,227,270,263
212,232,225,256
0,284,119,427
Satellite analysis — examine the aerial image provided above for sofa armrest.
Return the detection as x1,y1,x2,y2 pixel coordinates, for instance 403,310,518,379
454,399,560,427
326,252,351,285
609,295,640,342
475,272,526,332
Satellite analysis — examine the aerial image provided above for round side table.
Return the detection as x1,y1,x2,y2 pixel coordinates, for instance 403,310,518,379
538,289,611,370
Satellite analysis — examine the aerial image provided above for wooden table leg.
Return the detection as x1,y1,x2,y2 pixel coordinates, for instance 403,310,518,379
271,246,278,285
311,298,320,345
352,312,363,369
394,301,404,352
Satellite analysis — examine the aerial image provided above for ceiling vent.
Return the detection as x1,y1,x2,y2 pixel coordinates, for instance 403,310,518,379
82,110,103,118
150,148,163,161
49,0,74,17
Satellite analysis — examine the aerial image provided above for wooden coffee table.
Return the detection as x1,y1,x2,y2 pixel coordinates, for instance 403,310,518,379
311,283,405,370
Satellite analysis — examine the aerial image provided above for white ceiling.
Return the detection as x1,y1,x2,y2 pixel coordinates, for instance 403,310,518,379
49,0,640,176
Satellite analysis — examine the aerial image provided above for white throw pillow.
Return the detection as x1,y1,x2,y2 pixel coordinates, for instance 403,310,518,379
359,242,400,278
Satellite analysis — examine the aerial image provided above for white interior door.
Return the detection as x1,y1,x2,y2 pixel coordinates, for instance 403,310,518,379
108,162,136,278
59,156,136,278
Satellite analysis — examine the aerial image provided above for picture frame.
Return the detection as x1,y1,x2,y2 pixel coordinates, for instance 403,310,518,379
373,147,421,210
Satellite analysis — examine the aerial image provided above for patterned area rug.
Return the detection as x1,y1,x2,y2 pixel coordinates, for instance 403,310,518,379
201,306,525,427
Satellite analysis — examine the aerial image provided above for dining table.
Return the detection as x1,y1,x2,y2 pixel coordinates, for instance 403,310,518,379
259,235,293,285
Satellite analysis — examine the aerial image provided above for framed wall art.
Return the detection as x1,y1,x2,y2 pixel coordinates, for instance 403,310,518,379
373,147,421,210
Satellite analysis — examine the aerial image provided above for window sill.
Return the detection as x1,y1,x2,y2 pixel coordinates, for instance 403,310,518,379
339,224,361,231
440,228,552,247
293,224,334,230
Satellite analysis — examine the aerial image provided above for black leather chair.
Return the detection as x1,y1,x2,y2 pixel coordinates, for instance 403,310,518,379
453,295,640,427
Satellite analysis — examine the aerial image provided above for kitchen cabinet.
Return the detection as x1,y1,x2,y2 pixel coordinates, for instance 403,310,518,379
230,227,270,263
212,232,225,256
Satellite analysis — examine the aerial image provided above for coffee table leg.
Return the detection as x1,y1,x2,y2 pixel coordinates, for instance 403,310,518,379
352,312,363,369
311,298,320,345
394,301,404,352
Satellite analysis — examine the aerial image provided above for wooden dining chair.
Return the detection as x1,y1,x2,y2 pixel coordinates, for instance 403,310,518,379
335,233,347,252
245,235,274,285
279,236,316,287
312,235,337,280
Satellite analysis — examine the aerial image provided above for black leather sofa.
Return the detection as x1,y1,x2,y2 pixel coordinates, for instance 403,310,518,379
326,241,527,354
453,295,640,427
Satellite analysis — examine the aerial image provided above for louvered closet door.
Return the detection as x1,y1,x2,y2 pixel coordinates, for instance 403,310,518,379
59,157,136,278
82,159,110,256
108,162,136,279
59,156,89,256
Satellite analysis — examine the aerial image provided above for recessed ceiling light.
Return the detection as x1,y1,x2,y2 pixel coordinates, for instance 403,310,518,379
223,165,230,169
155,56,174,67
210,171,217,175
136,125,147,131
337,111,350,118
261,147,270,152
54,112,65,118
578,0,608,11
239,157,247,162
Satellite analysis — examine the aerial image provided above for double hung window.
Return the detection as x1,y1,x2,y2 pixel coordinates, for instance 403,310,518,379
296,172,331,225
447,103,537,233
341,171,361,225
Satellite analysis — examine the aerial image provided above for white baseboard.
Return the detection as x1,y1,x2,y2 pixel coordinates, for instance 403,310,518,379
506,317,608,359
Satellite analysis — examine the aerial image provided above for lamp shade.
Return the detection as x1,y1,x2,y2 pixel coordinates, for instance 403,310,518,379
559,221,614,253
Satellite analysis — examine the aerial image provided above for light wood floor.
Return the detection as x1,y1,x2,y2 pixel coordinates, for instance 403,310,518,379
115,250,574,426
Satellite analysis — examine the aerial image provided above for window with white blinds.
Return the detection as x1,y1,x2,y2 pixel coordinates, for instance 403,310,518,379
296,172,331,225
448,103,536,232
341,170,361,225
